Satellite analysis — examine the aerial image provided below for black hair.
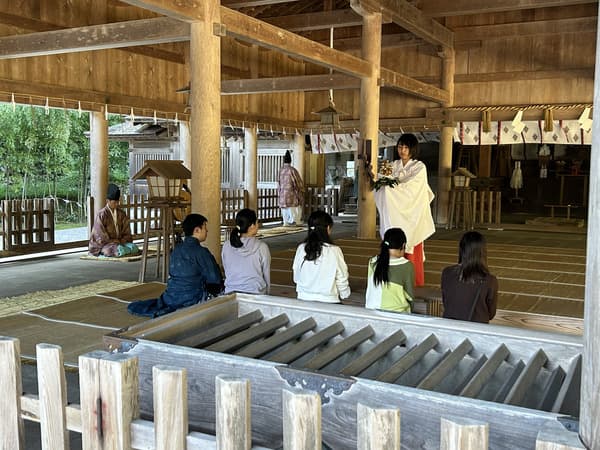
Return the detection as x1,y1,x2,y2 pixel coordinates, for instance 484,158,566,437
230,208,257,248
458,231,489,282
182,213,207,237
284,150,292,164
394,133,420,161
373,228,407,286
303,210,334,261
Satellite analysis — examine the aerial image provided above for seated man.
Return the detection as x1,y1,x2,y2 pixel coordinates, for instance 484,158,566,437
127,213,223,317
89,183,139,257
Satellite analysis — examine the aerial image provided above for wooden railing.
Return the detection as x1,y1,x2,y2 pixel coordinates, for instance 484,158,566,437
472,190,502,225
0,198,54,252
0,337,582,450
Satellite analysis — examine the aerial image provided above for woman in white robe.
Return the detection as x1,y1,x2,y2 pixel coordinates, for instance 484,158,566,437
374,133,435,286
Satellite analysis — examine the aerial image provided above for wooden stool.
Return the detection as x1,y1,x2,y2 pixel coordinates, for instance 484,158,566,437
447,188,474,230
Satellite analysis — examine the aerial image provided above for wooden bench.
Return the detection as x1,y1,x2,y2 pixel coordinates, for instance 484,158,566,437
545,203,579,219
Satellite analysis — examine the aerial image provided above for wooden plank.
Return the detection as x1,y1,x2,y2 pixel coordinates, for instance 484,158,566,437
460,344,510,398
417,338,473,391
304,325,375,370
0,337,24,449
357,403,400,450
205,313,289,353
551,354,581,416
377,334,439,383
154,366,187,450
216,376,251,450
36,344,68,450
504,349,549,406
452,354,488,396
283,390,321,450
340,329,406,377
235,318,316,358
455,68,594,83
267,321,345,364
420,0,595,17
357,0,453,48
223,0,302,7
536,421,586,449
79,351,106,449
0,17,189,60
440,417,488,450
494,360,526,403
454,17,597,42
176,310,264,348
536,366,566,412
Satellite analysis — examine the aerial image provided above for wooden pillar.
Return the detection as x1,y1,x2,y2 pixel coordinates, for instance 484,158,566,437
179,121,192,171
245,126,258,211
580,4,600,446
89,110,108,221
436,48,455,225
190,3,221,261
216,376,251,450
357,11,382,239
293,133,305,184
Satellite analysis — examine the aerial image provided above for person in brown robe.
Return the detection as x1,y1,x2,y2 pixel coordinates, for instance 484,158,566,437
88,184,138,257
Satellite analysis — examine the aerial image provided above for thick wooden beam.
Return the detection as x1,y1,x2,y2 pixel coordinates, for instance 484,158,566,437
0,17,189,59
0,11,186,63
119,0,204,22
221,73,358,94
354,0,453,48
380,67,449,103
455,68,595,83
323,32,425,51
454,16,597,41
0,77,188,116
420,0,596,17
223,0,302,8
264,9,362,32
220,7,373,78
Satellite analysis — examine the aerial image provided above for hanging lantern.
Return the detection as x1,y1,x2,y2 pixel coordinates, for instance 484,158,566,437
132,160,191,203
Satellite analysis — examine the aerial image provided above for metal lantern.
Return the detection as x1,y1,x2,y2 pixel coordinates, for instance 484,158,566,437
132,160,191,203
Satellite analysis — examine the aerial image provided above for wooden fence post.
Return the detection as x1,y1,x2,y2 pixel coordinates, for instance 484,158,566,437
357,403,400,450
0,337,23,450
79,351,139,450
36,343,69,450
440,417,488,450
216,376,251,450
153,366,188,450
282,389,321,450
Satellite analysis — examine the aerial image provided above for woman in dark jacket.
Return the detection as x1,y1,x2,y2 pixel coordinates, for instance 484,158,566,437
441,231,498,323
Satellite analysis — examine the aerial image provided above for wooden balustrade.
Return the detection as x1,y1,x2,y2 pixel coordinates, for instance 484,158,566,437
0,198,54,251
0,337,583,449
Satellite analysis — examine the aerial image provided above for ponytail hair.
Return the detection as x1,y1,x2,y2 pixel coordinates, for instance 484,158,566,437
303,210,334,261
230,208,257,249
373,228,407,286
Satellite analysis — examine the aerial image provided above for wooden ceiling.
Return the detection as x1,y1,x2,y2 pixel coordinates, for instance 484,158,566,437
0,0,596,130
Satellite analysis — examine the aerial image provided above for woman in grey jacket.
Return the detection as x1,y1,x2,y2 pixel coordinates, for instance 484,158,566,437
222,208,271,295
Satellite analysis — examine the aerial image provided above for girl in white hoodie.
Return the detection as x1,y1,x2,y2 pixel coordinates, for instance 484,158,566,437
222,209,271,294
292,210,351,303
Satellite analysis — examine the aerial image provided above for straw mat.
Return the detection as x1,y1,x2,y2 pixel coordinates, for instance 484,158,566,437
0,279,139,318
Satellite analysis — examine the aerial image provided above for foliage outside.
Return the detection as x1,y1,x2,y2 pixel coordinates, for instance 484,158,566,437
0,104,129,222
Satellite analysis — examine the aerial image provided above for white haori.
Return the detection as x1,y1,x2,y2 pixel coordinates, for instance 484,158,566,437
374,159,435,253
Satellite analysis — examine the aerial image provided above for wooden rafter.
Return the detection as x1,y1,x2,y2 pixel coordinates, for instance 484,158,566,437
454,16,597,41
114,0,204,22
419,0,597,17
263,9,362,31
0,11,186,64
222,0,303,8
221,74,358,94
219,7,373,78
380,68,449,104
0,17,189,60
352,0,453,48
